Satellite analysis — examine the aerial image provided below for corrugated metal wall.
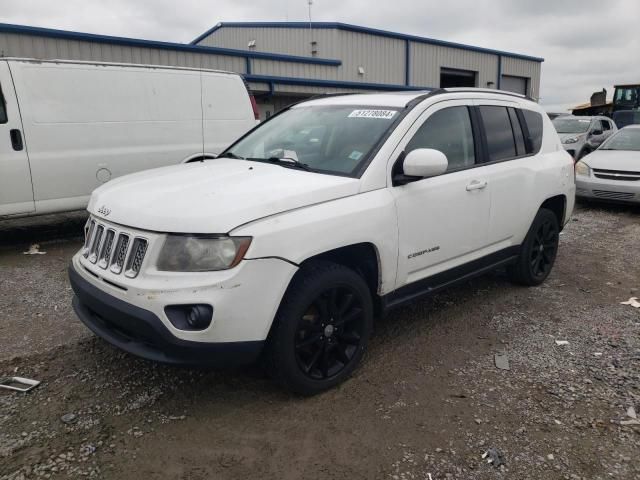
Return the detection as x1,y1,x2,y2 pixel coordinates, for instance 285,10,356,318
410,43,499,89
201,27,405,85
0,32,247,72
197,27,340,58
501,56,541,99
0,25,542,103
199,26,542,97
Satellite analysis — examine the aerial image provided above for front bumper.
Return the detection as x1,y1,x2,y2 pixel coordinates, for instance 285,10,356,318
69,244,298,365
576,176,640,204
69,264,264,366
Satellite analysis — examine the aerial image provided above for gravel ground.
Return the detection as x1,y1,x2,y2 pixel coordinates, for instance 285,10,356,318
1,204,639,480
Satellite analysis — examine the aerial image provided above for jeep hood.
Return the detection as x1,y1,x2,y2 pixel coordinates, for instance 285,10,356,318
88,158,359,233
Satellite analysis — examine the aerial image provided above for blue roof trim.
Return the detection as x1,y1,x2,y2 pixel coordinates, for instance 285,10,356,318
191,23,226,45
0,23,342,66
193,22,544,63
244,74,433,92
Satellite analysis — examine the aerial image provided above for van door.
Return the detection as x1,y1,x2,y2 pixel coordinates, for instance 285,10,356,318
0,61,34,216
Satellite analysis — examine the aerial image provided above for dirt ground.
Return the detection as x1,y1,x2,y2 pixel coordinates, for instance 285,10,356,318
1,204,639,480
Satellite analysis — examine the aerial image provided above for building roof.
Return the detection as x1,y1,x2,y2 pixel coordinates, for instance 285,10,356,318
192,21,544,63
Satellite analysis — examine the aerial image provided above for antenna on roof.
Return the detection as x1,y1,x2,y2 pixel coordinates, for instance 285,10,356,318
307,0,317,56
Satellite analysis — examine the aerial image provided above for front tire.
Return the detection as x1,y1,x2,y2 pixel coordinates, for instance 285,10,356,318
508,208,560,286
265,261,373,396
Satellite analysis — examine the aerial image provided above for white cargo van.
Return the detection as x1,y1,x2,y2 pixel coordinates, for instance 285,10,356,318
0,58,258,217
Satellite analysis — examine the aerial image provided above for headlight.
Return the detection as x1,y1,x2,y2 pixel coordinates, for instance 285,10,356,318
157,235,252,272
575,161,590,177
563,137,579,144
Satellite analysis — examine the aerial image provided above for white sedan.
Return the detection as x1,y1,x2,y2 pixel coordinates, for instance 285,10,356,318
575,125,640,204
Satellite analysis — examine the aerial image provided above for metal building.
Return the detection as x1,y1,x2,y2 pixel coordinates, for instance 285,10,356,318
0,21,543,120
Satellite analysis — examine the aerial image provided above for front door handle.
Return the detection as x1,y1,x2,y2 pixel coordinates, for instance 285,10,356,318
466,180,487,191
10,129,23,151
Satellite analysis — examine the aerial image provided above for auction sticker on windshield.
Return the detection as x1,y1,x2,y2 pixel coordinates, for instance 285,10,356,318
348,109,397,119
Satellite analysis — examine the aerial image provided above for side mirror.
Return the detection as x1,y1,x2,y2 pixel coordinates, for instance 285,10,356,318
591,129,603,136
403,148,448,178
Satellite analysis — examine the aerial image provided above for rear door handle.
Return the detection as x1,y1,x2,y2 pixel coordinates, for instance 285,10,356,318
10,129,23,151
466,180,487,191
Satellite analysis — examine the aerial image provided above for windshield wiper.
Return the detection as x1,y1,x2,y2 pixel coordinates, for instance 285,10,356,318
247,157,312,171
218,152,245,159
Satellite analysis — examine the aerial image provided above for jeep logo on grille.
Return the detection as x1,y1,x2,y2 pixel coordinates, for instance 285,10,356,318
97,205,111,216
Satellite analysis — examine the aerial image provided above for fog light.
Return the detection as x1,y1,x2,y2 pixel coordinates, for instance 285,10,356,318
187,305,211,329
165,304,213,331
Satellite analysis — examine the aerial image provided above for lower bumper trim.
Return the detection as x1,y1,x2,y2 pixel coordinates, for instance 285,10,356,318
68,264,264,367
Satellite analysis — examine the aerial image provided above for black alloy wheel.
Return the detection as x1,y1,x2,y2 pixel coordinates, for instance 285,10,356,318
508,208,560,286
529,216,558,280
294,286,365,380
266,261,373,395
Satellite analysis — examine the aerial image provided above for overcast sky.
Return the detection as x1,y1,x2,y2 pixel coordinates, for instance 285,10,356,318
2,0,639,111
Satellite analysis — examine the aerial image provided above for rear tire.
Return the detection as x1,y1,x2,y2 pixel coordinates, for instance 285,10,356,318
265,260,373,396
508,208,560,286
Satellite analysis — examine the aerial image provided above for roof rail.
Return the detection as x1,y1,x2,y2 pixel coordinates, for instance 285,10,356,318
443,88,535,102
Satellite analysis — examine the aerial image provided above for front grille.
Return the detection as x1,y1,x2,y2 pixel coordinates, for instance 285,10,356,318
593,169,640,182
592,190,635,200
83,218,148,278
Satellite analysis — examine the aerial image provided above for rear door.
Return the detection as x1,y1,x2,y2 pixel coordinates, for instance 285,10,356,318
0,61,34,216
475,101,543,248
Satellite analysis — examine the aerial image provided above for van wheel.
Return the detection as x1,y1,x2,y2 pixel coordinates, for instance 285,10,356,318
508,208,559,286
266,261,373,396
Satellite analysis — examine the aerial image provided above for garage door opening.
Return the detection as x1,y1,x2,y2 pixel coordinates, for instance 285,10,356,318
501,75,528,95
440,68,477,88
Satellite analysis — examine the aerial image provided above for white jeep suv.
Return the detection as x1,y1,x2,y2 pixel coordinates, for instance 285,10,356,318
69,89,575,395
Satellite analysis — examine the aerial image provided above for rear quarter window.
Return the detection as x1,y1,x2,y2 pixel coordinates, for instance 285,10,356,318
521,109,543,154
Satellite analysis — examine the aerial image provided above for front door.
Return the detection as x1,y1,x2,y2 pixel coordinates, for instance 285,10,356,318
391,101,491,288
0,61,34,216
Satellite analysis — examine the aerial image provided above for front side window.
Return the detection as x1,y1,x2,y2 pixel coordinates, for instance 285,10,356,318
599,119,611,131
600,128,640,152
224,105,400,176
405,106,475,171
479,106,516,161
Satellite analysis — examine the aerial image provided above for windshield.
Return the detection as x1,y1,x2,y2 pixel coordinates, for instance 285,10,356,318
553,117,591,134
600,128,640,151
223,105,401,176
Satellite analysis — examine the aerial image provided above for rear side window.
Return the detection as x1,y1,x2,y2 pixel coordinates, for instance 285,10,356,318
521,109,543,154
479,106,516,161
599,119,611,131
508,108,526,156
406,106,475,171
0,84,7,124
